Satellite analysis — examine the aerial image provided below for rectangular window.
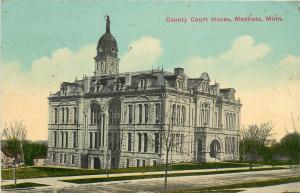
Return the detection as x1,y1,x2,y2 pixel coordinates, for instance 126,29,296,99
73,132,77,148
52,154,56,162
99,132,101,147
215,112,218,127
144,104,149,123
192,109,194,126
138,104,143,124
128,105,133,124
180,134,184,153
64,154,67,163
153,160,157,167
95,132,98,149
176,134,180,153
61,132,64,148
74,107,77,124
136,159,140,167
90,132,93,149
65,132,68,148
138,133,142,152
54,131,57,147
144,133,148,152
142,160,146,167
128,133,132,151
154,133,160,153
71,155,75,164
66,107,69,124
108,132,112,150
59,154,62,163
126,158,130,168
54,108,58,124
62,108,65,124
155,104,161,124
113,133,118,150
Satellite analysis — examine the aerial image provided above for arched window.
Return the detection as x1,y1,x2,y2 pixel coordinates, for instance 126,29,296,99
90,102,102,125
209,139,221,158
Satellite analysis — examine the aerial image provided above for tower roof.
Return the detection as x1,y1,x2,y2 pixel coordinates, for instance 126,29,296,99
96,15,118,58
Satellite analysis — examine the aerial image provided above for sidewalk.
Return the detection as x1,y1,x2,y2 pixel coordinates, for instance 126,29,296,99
0,165,289,190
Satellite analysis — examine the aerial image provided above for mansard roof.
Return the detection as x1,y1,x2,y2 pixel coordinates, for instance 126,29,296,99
49,68,240,106
199,72,210,81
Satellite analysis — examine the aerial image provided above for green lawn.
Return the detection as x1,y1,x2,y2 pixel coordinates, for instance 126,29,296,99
61,167,285,184
1,162,252,180
1,182,48,190
169,176,300,193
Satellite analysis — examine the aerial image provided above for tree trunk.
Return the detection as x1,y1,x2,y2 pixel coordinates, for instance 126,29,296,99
164,151,169,191
21,143,25,168
13,158,17,187
106,154,109,181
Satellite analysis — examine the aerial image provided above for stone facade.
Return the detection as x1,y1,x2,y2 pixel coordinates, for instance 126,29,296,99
46,16,241,169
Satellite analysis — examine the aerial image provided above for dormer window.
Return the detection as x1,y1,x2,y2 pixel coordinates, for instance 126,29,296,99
95,80,103,93
114,82,121,91
229,93,235,100
96,85,101,92
139,79,147,89
176,80,184,90
61,86,67,96
98,47,103,52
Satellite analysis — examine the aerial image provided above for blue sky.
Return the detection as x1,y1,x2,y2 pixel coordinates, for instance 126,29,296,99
1,1,300,140
2,1,300,70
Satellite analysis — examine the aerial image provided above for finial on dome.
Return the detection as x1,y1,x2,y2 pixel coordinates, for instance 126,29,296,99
105,15,110,33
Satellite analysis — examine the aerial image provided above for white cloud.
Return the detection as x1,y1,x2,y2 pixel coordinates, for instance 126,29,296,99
120,36,162,72
279,54,300,81
181,35,272,80
1,44,96,140
280,54,300,66
180,35,299,139
0,36,162,140
220,35,271,62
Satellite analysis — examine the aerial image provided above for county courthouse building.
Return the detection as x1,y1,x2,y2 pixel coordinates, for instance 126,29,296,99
47,16,241,169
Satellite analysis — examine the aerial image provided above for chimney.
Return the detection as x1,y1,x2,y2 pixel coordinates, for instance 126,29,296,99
174,67,184,76
125,73,132,86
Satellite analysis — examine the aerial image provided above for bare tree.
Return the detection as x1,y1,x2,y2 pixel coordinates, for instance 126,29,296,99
240,122,273,169
151,97,188,191
1,121,27,187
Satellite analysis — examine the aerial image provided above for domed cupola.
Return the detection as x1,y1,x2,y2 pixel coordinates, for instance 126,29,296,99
96,15,118,58
94,15,120,77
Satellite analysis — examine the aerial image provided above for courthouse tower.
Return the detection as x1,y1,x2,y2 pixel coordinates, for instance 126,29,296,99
94,15,119,76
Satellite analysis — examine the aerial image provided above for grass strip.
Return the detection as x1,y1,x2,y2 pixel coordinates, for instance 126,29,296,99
1,182,48,190
1,162,254,180
61,167,285,184
170,176,300,193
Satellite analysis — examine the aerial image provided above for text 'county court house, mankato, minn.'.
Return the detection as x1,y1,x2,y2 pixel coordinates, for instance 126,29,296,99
46,16,242,169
